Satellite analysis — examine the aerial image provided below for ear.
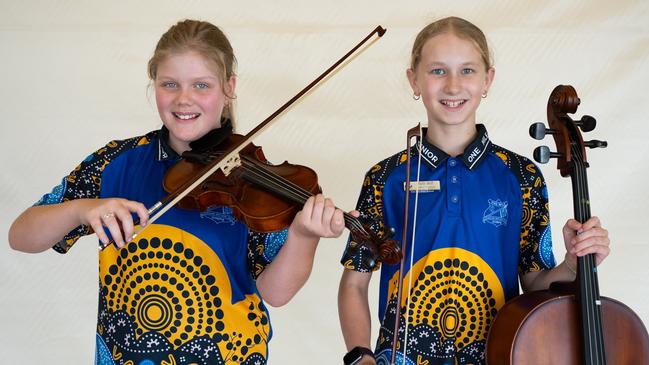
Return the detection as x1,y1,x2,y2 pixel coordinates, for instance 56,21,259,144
406,68,420,98
483,67,495,95
226,75,237,100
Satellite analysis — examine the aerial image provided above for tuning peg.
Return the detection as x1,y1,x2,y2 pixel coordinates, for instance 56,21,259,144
529,122,557,140
584,139,607,149
533,146,562,164
576,115,597,132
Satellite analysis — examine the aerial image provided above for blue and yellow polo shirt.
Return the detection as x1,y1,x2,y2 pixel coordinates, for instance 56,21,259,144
341,124,555,365
36,127,287,365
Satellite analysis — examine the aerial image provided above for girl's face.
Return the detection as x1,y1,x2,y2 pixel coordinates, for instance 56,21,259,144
155,50,236,154
407,32,494,130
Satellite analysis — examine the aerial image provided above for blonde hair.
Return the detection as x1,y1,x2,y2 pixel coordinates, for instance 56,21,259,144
410,16,492,71
148,19,237,121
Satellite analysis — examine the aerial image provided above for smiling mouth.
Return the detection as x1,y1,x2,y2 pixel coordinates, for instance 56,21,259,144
173,112,201,120
440,100,466,108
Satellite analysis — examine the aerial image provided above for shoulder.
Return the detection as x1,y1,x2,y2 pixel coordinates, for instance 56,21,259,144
363,147,411,186
488,143,545,188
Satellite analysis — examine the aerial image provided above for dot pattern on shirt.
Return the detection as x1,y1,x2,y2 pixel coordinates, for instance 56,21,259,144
98,224,269,364
377,247,505,364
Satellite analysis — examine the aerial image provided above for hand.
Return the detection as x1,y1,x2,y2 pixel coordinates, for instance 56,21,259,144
291,194,345,239
78,198,149,248
563,216,610,268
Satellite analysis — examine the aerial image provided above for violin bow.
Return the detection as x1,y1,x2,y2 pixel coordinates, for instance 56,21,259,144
101,25,387,249
390,124,424,364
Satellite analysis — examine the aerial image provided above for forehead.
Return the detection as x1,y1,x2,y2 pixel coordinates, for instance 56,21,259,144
157,50,222,79
420,32,483,65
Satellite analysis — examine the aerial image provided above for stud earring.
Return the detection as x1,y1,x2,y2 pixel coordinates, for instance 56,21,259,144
413,93,421,100
481,91,488,98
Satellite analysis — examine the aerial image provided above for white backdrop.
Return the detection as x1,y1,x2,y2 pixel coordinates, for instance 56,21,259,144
1,0,648,363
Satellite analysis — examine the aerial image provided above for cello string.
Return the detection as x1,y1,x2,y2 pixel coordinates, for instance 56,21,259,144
573,146,596,362
573,143,605,363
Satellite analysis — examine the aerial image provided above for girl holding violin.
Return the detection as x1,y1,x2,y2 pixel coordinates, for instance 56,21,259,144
9,19,346,365
338,16,611,365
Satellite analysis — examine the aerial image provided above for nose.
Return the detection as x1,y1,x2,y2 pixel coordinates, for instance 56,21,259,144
176,87,193,106
444,74,460,95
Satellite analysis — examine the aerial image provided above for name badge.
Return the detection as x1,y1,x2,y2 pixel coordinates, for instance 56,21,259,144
403,180,440,192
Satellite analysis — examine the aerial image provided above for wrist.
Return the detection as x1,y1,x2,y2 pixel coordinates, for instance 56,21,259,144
343,346,374,365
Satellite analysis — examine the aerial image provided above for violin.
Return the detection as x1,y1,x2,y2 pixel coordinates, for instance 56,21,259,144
101,25,402,268
486,85,649,364
164,132,402,268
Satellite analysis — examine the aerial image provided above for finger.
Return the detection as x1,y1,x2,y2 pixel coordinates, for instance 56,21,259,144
573,227,609,244
330,209,345,236
129,201,150,228
349,210,360,218
575,244,610,259
564,219,582,232
114,209,135,243
102,214,125,248
301,196,315,220
311,194,325,223
90,219,111,246
572,235,610,253
581,216,602,231
322,198,336,227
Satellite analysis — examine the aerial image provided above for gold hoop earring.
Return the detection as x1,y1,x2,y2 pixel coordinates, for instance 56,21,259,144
413,94,421,100
481,92,488,98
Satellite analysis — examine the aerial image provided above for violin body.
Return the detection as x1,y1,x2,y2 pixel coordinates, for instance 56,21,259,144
487,288,649,364
164,134,321,233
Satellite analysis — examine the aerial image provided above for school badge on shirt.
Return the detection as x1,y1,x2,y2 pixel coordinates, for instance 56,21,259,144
482,199,508,227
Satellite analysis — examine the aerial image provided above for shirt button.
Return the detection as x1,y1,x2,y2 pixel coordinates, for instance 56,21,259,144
449,159,457,167
451,195,459,203
451,176,458,183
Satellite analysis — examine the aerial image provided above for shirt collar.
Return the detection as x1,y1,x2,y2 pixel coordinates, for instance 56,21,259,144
157,126,180,161
416,124,491,170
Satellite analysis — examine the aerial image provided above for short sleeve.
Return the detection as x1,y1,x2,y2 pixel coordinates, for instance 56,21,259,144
35,137,149,253
340,164,391,273
518,161,556,274
247,228,289,279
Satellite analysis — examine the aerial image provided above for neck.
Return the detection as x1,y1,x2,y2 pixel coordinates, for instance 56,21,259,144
425,122,477,157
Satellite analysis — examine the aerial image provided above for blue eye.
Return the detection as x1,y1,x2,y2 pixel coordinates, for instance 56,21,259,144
461,68,475,75
161,81,177,88
430,68,445,75
195,82,209,89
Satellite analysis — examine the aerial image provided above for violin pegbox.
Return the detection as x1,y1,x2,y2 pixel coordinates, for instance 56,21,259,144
529,85,607,177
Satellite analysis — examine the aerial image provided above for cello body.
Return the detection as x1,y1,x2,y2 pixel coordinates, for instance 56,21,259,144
487,290,649,364
486,85,649,364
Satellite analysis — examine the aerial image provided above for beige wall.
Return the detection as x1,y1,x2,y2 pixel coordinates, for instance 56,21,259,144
1,0,648,363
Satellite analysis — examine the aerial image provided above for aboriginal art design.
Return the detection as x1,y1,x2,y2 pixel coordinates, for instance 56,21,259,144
97,224,269,365
375,248,505,365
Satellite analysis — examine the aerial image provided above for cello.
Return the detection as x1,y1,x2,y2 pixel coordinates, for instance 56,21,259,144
486,85,649,364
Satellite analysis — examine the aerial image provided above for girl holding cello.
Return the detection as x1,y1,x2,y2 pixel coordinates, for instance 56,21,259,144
9,19,347,364
338,16,611,365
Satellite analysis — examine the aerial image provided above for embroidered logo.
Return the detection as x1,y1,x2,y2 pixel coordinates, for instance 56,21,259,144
200,206,236,225
482,199,508,227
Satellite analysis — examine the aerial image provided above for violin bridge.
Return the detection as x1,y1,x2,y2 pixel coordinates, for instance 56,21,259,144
221,153,242,176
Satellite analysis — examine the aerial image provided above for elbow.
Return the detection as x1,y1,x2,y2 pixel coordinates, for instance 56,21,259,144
263,293,293,308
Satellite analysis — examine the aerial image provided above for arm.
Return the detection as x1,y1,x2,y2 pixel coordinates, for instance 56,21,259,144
256,194,345,307
9,198,149,253
521,216,610,292
338,268,376,364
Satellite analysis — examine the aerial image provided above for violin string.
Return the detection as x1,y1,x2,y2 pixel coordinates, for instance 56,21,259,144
241,157,366,231
239,155,369,235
